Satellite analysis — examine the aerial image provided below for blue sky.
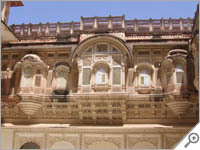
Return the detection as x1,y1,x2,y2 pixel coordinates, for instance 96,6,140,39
8,1,198,25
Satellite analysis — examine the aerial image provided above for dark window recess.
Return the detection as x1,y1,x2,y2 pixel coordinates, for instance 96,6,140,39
36,69,41,74
153,51,161,55
2,64,7,71
154,62,160,68
48,54,54,57
138,51,150,55
35,76,41,87
86,48,92,53
2,55,9,59
58,53,69,57
12,55,18,59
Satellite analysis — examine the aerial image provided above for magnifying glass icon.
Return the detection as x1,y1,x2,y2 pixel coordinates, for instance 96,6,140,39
184,133,199,148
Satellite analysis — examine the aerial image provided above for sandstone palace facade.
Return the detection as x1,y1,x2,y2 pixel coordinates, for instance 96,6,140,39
1,1,199,149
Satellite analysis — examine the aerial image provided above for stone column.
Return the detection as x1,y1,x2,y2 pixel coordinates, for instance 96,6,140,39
80,16,84,30
56,22,60,36
122,65,126,92
28,23,32,36
77,57,82,93
179,17,183,31
149,18,153,32
94,16,98,29
91,69,95,93
38,22,42,36
169,17,172,31
134,19,138,32
108,15,112,29
45,22,49,36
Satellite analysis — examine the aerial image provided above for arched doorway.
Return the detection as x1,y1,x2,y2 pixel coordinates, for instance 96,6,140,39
20,142,40,149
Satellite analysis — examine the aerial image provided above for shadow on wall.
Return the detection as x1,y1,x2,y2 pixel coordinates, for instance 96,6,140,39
51,89,69,102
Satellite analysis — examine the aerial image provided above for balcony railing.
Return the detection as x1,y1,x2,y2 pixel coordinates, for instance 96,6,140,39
9,15,193,40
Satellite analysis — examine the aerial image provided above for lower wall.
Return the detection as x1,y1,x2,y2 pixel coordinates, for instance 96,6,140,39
1,125,193,149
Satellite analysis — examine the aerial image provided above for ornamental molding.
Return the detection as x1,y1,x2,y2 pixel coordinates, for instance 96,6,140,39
80,34,95,41
80,33,125,42
109,32,126,40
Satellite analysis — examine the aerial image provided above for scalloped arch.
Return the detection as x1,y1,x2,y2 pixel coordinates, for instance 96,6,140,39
70,34,133,66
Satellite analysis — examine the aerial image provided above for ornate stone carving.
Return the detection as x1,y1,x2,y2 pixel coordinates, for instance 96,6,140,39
95,56,110,63
164,134,185,149
47,134,79,148
14,132,45,149
127,134,161,149
80,34,95,41
166,101,193,118
83,134,122,148
109,32,125,40
82,58,92,66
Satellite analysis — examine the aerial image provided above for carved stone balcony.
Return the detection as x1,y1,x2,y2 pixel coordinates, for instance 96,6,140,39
17,101,41,118
1,94,198,125
17,96,42,119
166,101,193,118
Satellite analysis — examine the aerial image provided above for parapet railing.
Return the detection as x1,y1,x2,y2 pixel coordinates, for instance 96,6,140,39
9,15,194,39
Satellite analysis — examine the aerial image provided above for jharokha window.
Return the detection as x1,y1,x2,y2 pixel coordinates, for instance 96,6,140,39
139,69,151,87
175,64,184,84
56,71,67,89
96,67,108,84
21,67,33,87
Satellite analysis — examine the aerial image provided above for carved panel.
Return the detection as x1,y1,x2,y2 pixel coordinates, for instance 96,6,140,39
82,58,92,66
112,56,122,65
14,132,45,149
137,57,151,64
94,56,111,63
47,133,79,149
164,133,185,149
127,134,161,149
82,134,124,149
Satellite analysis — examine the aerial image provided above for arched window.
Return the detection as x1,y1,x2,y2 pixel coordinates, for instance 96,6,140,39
21,67,33,87
56,71,67,89
175,64,184,84
35,69,42,87
96,67,108,85
20,142,40,149
139,69,150,87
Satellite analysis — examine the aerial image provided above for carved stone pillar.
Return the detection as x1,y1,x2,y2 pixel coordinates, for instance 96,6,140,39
122,65,126,92
94,16,98,29
78,66,82,93
77,57,82,93
91,69,96,93
108,15,112,29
